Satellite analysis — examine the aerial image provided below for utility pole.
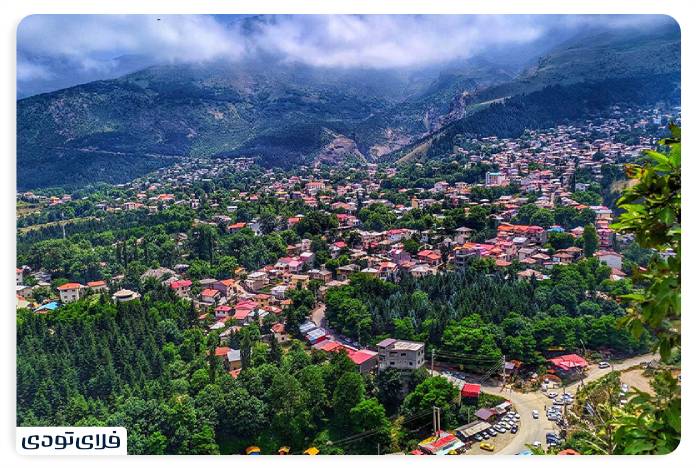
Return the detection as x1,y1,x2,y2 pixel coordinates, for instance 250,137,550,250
501,354,507,390
430,349,435,376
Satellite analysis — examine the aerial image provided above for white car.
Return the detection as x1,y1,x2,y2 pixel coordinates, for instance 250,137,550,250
598,361,610,369
533,441,542,448
532,410,539,419
621,383,629,393
547,391,558,398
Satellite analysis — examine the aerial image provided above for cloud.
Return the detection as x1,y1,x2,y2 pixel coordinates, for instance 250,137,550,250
253,15,545,68
17,14,675,96
16,60,53,82
18,15,246,67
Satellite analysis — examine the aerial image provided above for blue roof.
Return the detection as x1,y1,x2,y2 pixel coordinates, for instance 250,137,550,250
35,301,60,312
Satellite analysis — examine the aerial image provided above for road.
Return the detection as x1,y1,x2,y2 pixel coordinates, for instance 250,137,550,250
311,303,326,328
479,353,656,455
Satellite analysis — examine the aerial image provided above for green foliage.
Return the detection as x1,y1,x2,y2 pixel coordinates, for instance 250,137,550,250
582,224,599,258
612,124,681,360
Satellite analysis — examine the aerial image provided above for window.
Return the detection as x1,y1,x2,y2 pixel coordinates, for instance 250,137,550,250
389,361,395,366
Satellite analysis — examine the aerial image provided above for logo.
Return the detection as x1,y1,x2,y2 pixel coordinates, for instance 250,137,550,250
17,427,127,455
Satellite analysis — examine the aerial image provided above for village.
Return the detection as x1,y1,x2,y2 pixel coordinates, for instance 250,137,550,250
15,104,678,455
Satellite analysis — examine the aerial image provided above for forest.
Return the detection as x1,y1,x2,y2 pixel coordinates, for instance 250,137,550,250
17,292,487,454
326,263,649,371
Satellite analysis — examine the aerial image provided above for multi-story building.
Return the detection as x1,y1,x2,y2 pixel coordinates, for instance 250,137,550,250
376,338,426,370
57,282,84,303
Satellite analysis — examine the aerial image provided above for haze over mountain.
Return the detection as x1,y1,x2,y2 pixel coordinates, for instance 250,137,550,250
17,15,680,190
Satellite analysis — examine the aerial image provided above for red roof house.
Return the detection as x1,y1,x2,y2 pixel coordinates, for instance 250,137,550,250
461,383,482,398
548,354,588,372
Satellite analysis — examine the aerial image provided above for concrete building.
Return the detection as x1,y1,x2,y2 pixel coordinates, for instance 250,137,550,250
57,283,84,303
376,338,426,370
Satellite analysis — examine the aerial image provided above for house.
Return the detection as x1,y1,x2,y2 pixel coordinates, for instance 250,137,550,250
417,250,442,266
270,284,290,300
170,279,193,298
548,354,588,377
336,264,359,280
376,338,425,370
112,289,141,303
299,320,318,336
227,222,247,233
17,285,32,299
308,269,333,283
461,383,481,399
290,274,309,288
200,288,222,304
348,349,379,374
215,305,233,319
16,268,23,285
233,300,258,324
226,349,242,370
214,278,237,299
57,283,85,303
595,250,623,270
418,430,466,455
305,328,328,345
271,323,289,343
517,269,546,281
454,226,474,244
245,271,269,292
87,280,108,292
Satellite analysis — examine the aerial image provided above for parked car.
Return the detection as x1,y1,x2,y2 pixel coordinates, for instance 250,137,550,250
487,429,498,437
480,443,495,452
621,383,629,393
598,361,610,369
547,391,558,398
532,410,539,419
482,432,490,440
511,425,519,434
474,434,483,442
532,441,542,448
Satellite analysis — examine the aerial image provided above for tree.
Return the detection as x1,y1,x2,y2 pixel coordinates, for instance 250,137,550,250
332,372,365,429
583,223,599,258
402,376,458,427
376,368,404,414
349,398,391,452
608,125,681,454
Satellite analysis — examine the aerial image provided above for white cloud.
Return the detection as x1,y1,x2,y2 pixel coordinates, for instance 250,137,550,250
16,14,675,96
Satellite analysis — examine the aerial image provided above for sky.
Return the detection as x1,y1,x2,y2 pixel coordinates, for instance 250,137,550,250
16,14,675,98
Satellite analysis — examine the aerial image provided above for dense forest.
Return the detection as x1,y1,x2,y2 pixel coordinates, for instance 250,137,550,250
16,293,489,454
326,264,649,370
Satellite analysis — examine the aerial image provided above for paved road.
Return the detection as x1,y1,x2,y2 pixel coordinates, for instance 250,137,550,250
480,353,657,455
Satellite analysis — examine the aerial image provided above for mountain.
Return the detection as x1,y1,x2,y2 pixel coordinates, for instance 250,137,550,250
17,18,680,190
473,17,680,103
17,58,515,190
